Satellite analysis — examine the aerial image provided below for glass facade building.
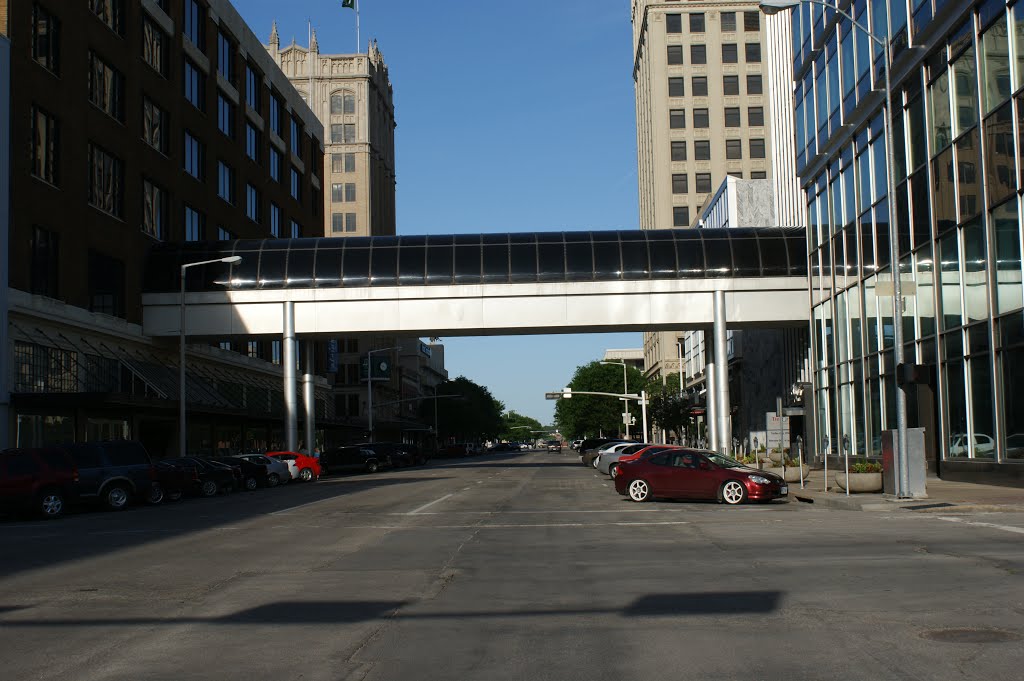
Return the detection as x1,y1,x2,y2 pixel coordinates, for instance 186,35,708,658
793,0,1024,478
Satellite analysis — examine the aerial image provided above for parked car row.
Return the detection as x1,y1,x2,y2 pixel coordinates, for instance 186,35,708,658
575,438,789,506
318,442,426,475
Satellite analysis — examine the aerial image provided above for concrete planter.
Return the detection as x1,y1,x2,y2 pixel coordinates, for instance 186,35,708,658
834,472,883,493
766,466,808,483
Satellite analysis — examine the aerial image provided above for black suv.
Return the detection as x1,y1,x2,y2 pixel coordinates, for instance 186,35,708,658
61,441,161,510
319,446,384,475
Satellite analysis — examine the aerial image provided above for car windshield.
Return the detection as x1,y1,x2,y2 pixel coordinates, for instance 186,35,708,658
704,452,746,468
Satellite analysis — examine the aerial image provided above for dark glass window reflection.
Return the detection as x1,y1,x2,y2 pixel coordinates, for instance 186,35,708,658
731,238,760,276
314,247,342,287
258,248,287,288
482,243,509,283
510,234,537,283
537,242,565,282
369,246,398,286
425,245,453,284
592,238,621,278
675,233,705,275
757,233,789,277
398,245,426,285
620,239,650,279
287,248,315,288
565,238,594,281
342,247,370,286
454,244,481,284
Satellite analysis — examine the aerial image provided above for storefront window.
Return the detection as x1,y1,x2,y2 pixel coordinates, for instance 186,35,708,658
939,231,963,330
993,199,1023,313
999,312,1024,459
944,348,968,457
15,414,75,448
963,217,990,322
865,275,880,354
917,244,937,337
981,14,1011,114
970,348,996,458
87,418,129,442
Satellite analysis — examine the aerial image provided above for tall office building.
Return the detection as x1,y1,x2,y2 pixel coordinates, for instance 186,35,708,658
267,30,396,238
788,0,1024,483
0,0,331,454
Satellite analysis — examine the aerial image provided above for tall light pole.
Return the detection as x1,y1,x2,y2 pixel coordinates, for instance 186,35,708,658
366,345,400,442
760,0,909,497
180,256,241,457
600,360,630,439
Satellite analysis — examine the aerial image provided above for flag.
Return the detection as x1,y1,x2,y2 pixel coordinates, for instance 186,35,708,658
342,0,355,8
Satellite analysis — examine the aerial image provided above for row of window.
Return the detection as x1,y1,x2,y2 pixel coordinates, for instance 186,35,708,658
668,106,764,129
666,11,760,35
28,225,127,317
669,137,767,165
667,42,762,66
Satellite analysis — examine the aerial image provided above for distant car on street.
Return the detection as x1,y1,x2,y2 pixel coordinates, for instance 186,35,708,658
265,451,321,481
545,440,562,452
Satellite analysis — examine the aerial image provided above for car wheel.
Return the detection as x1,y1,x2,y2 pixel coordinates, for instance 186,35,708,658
146,484,165,505
609,463,619,478
628,479,651,502
200,480,218,497
103,484,131,511
167,489,184,502
244,476,258,491
267,473,280,487
299,467,313,482
366,460,379,474
39,489,65,519
721,480,748,505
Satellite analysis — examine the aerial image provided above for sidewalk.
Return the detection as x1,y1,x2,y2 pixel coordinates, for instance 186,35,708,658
789,468,1024,512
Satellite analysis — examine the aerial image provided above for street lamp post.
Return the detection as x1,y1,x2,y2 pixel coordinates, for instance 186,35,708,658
760,0,909,498
366,345,401,442
600,360,630,439
179,256,241,457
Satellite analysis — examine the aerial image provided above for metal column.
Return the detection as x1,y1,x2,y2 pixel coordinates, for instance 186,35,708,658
282,302,298,452
713,290,731,455
704,329,717,452
302,340,315,454
0,37,9,450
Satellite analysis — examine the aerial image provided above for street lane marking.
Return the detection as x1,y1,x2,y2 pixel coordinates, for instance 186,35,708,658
333,521,692,529
407,493,455,515
936,516,1024,535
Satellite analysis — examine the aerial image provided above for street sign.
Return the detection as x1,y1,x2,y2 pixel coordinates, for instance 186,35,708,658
545,392,562,400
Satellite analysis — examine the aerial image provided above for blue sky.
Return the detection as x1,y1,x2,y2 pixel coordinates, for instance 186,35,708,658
238,0,642,423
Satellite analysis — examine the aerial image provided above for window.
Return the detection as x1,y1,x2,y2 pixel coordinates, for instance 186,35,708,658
721,12,736,32
691,44,707,64
331,123,345,144
744,11,760,32
694,108,709,128
725,107,741,126
88,52,123,121
747,74,763,94
667,13,682,33
184,0,205,50
692,76,708,96
184,59,205,111
32,3,60,74
726,139,742,159
142,179,165,240
142,16,166,76
30,227,59,298
667,45,684,65
332,213,346,233
343,92,356,114
669,109,686,128
671,140,687,161
332,152,356,173
332,183,344,202
87,143,122,217
290,220,301,239
745,43,762,63
184,206,205,241
672,174,688,193
143,97,168,153
345,213,357,232
270,202,281,237
90,0,123,34
290,167,301,201
269,148,281,181
750,138,766,158
723,75,739,95
218,226,233,241
673,206,690,227
217,30,234,84
217,161,235,204
342,123,356,143
748,106,764,126
245,63,261,113
696,173,712,193
184,131,204,179
695,140,711,160
669,77,685,97
722,43,738,63
30,106,59,185
689,13,705,32
88,251,125,317
246,184,261,222
246,124,261,162
217,95,234,138
269,94,283,136
750,171,767,179
290,116,302,156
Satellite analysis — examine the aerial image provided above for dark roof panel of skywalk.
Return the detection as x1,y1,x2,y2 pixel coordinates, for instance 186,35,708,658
143,228,807,293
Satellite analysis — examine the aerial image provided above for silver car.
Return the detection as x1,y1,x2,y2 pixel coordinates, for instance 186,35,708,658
596,443,648,475
238,454,290,487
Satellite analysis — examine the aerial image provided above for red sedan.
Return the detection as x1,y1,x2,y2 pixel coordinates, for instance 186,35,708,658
266,451,321,482
613,449,787,505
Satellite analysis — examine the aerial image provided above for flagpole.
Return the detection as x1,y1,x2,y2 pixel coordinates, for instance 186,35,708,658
356,0,361,53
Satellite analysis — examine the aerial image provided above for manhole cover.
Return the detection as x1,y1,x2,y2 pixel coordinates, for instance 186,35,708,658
921,628,1021,643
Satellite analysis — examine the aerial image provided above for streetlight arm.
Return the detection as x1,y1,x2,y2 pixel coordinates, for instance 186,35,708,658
758,1,885,48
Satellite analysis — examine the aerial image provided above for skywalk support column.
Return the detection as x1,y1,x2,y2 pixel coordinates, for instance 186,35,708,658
302,340,315,454
704,329,718,451
283,302,298,452
713,290,731,455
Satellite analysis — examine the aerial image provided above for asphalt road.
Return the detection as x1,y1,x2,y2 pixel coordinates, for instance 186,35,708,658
1,450,1023,681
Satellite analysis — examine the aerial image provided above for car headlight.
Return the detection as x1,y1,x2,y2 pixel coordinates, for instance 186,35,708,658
748,475,770,485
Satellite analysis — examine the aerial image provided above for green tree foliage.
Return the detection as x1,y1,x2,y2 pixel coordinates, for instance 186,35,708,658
499,411,544,442
420,376,504,443
554,362,648,439
647,374,691,442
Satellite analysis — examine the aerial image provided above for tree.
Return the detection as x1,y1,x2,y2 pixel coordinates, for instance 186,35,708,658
647,374,691,444
499,411,544,442
554,362,648,439
420,376,504,443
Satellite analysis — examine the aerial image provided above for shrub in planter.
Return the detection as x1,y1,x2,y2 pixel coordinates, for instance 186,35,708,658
834,459,883,492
